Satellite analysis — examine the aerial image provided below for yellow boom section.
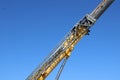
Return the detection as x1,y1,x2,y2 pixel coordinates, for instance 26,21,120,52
37,27,88,80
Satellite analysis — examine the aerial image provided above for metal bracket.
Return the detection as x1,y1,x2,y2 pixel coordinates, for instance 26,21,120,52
79,14,96,29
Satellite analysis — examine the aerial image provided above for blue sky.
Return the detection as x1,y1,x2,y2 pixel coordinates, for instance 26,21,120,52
0,0,120,80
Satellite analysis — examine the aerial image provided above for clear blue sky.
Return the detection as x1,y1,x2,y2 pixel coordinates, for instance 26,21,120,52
0,0,120,80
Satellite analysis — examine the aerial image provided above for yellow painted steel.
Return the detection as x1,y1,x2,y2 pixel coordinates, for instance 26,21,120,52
36,27,88,80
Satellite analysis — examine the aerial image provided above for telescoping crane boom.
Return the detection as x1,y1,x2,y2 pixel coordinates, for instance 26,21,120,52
26,0,114,80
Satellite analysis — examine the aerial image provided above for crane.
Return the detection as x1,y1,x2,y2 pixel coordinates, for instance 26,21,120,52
26,0,114,80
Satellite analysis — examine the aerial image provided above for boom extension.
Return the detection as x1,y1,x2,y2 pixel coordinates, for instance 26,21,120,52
26,0,114,80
